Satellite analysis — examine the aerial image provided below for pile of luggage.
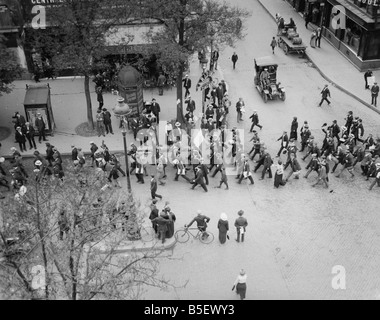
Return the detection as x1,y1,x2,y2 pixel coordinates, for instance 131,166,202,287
287,28,303,45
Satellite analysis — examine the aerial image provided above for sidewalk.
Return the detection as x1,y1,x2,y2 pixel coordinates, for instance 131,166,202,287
257,0,380,115
0,59,204,157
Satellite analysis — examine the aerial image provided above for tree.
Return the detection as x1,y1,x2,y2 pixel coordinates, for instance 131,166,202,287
27,0,136,130
142,0,250,123
0,165,176,300
0,35,22,96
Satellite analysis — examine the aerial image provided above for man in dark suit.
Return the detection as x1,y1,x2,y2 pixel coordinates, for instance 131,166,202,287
191,166,208,192
102,108,113,135
199,158,210,185
215,83,224,106
151,212,171,243
249,110,262,132
277,131,289,157
185,96,196,113
182,74,192,98
150,175,162,200
12,112,26,131
319,84,331,106
151,98,161,124
371,82,379,107
35,113,48,143
71,145,78,164
15,126,27,152
328,120,341,144
24,122,36,150
212,50,219,70
45,143,55,166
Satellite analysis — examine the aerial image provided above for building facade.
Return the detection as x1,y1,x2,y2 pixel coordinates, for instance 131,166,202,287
286,0,380,70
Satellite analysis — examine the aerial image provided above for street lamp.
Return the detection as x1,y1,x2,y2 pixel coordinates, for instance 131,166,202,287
112,96,132,193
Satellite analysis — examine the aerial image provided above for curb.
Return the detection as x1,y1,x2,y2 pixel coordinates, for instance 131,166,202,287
256,0,380,116
95,238,177,254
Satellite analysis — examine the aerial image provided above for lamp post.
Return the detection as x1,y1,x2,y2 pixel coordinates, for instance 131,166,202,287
112,95,132,193
121,124,132,193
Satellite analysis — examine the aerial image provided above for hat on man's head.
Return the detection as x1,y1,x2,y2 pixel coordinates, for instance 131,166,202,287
175,122,181,127
240,269,246,276
0,157,5,163
35,160,42,166
152,199,158,204
102,108,107,111
90,141,94,144
197,210,202,215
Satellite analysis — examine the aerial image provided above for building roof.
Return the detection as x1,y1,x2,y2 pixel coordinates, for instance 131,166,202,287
254,56,278,67
24,86,50,106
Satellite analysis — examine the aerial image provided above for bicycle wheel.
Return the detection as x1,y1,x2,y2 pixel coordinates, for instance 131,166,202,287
175,230,190,243
199,231,214,244
140,226,155,242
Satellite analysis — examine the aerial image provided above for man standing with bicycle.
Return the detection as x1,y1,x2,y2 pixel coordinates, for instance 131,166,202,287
186,210,211,240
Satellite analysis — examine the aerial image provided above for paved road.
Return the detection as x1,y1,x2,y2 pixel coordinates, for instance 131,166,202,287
138,0,380,300
1,0,380,300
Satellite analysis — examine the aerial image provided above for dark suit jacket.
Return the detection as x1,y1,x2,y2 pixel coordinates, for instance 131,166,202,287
35,117,46,131
150,178,158,192
194,169,205,184
321,87,330,98
24,125,35,138
277,134,289,148
183,78,191,89
250,113,259,124
151,102,161,115
15,130,26,143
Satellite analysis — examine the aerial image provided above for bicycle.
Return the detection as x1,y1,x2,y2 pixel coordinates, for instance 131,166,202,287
175,226,214,244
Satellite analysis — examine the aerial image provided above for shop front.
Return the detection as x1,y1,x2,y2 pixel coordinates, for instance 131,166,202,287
322,0,380,70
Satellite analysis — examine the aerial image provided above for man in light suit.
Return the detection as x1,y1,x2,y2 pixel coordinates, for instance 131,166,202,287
182,74,192,98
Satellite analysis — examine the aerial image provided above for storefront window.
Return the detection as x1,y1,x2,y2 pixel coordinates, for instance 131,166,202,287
328,13,362,53
344,18,362,52
366,32,380,59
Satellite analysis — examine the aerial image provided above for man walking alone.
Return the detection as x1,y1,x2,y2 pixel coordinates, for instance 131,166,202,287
319,84,331,107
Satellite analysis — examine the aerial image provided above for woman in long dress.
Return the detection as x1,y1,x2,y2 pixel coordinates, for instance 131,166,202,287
274,160,284,188
232,269,247,300
163,207,176,239
217,213,229,244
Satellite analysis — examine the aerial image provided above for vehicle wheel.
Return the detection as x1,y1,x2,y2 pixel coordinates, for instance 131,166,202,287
284,45,289,55
140,226,155,242
262,92,268,103
254,76,258,86
175,230,190,243
281,92,286,101
199,231,214,244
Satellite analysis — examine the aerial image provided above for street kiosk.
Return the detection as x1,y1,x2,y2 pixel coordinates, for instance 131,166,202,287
23,84,56,136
